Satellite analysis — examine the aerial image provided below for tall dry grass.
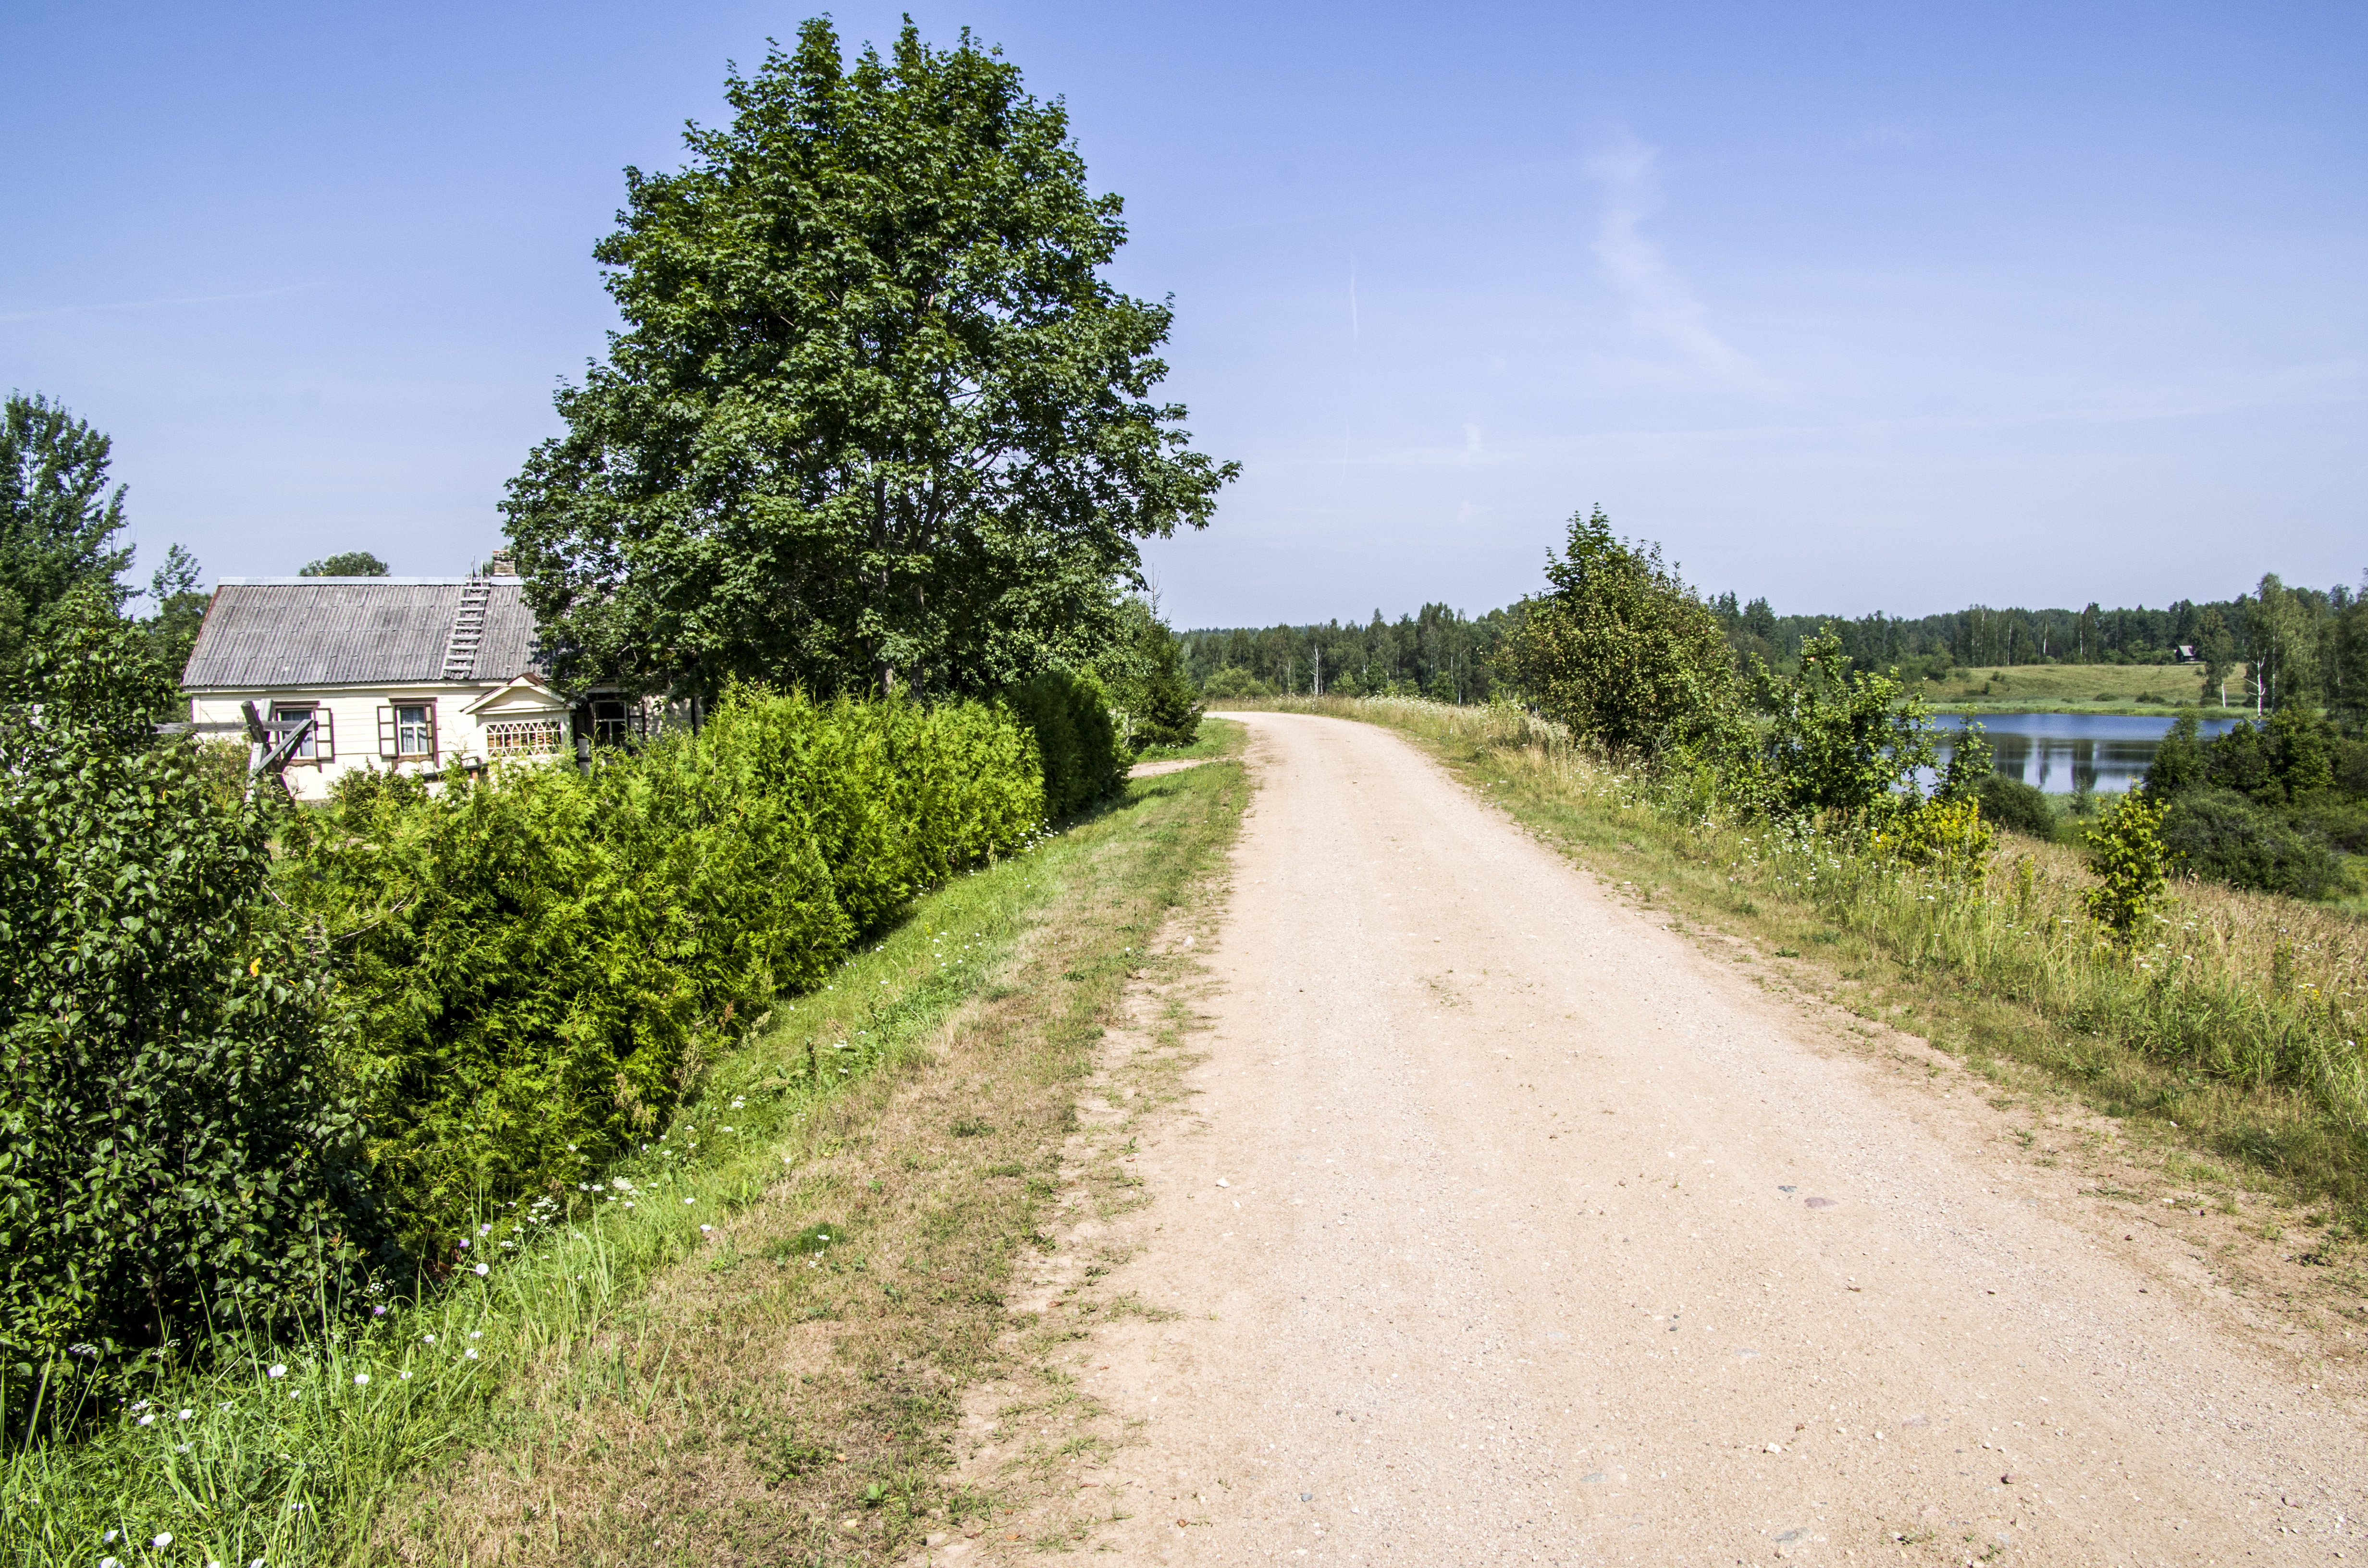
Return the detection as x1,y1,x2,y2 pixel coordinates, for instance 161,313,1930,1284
1233,696,2368,1191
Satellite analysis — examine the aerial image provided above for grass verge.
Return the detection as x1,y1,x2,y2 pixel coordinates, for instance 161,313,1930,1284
0,723,1248,1568
1128,722,1233,765
1222,697,2368,1225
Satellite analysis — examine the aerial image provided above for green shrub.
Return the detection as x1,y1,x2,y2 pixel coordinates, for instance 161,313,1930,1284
1003,670,1123,817
0,599,371,1425
2336,737,2368,799
2160,788,2351,900
1875,796,1995,872
1496,507,1736,761
280,687,1045,1258
1200,666,1272,699
1935,723,1992,805
1977,772,2054,838
2146,713,2206,794
2081,789,2171,944
1096,597,1204,750
2294,796,2368,855
2196,709,2341,807
1751,629,1940,822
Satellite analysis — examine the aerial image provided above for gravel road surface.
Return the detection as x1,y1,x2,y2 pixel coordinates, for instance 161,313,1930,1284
958,712,2364,1566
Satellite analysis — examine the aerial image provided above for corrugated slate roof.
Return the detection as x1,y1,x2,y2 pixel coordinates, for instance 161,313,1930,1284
181,578,546,689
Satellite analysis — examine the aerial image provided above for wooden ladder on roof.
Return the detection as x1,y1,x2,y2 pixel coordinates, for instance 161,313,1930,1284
442,576,493,681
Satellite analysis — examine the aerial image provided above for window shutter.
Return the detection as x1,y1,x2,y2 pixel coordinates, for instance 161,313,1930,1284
426,702,439,759
378,707,396,758
315,706,334,763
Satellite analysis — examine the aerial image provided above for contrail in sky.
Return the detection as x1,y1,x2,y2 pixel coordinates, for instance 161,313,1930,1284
1344,254,1359,482
0,281,329,325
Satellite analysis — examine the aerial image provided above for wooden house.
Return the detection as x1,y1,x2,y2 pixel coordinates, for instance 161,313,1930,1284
180,573,580,800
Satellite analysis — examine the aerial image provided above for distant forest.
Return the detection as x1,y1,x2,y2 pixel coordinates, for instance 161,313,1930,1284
1183,575,2364,703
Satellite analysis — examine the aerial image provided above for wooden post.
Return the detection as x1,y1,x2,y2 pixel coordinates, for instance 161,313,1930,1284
241,700,316,799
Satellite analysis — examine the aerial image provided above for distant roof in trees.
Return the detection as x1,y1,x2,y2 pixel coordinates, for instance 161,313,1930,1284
180,576,543,689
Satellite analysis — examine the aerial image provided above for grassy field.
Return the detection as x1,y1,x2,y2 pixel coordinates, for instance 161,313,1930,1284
1,725,1249,1568
1221,697,2368,1225
1922,660,2242,714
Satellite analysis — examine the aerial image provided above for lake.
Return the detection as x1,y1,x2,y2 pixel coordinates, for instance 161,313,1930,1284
1930,711,2251,796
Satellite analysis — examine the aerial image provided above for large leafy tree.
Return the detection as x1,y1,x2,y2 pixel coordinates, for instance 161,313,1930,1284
2332,594,2368,735
504,19,1236,700
2244,573,2319,709
0,393,136,687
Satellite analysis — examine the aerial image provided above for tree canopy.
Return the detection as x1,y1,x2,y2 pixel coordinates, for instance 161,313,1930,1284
299,551,389,577
0,393,136,687
0,393,208,709
1496,508,1737,760
504,19,1235,701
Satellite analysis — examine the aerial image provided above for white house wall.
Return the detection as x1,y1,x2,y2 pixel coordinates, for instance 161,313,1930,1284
186,686,570,802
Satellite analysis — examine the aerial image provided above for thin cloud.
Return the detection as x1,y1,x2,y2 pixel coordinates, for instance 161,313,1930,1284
1585,138,1776,393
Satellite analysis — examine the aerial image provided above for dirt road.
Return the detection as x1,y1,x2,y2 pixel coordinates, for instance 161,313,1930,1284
960,712,2364,1565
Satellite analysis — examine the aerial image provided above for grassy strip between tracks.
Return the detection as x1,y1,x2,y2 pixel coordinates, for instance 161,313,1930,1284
1227,697,2368,1232
3,722,1248,1568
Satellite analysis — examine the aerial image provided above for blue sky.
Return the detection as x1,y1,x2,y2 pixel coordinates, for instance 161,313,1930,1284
4,2,2362,628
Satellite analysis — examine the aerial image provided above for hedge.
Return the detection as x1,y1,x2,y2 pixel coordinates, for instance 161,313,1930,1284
0,601,372,1424
1003,670,1124,817
5,658,1123,1408
281,686,1069,1258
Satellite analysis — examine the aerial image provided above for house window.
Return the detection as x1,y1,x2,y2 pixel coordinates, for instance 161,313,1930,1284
270,702,323,761
395,705,433,757
590,699,637,747
377,701,440,761
485,717,564,756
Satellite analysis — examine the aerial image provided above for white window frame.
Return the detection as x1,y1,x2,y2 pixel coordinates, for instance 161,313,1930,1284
269,702,332,764
378,701,438,760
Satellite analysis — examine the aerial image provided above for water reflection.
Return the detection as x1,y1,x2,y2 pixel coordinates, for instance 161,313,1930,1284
1929,712,2249,796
